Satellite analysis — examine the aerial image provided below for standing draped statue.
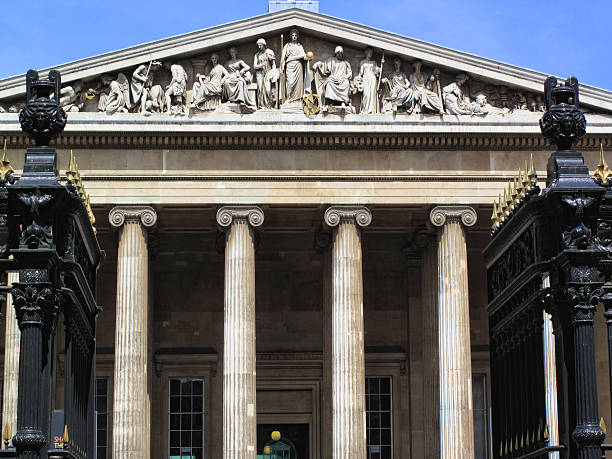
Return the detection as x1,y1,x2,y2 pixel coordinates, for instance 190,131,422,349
409,61,444,114
191,54,227,111
131,61,164,114
223,47,256,111
313,45,352,108
382,58,414,113
280,28,307,104
253,38,280,109
354,48,381,114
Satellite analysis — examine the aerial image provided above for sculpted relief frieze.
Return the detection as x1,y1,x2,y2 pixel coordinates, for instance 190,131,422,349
0,29,568,119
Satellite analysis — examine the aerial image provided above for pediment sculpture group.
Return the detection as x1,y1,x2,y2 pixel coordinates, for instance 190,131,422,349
0,28,546,117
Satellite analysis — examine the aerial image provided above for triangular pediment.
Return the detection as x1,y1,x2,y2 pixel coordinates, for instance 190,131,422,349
1,8,611,115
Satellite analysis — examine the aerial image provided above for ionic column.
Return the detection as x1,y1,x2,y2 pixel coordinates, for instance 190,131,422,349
430,206,477,459
216,206,264,459
3,272,20,446
324,206,371,459
109,206,157,459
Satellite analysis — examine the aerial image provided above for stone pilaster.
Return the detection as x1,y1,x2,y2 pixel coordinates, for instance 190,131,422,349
3,272,19,446
324,206,371,459
109,206,157,459
430,206,477,459
216,206,263,459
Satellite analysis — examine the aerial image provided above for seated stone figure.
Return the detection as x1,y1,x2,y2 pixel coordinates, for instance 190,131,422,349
409,61,443,114
382,58,414,113
222,47,256,111
443,73,473,115
191,54,227,111
313,45,353,110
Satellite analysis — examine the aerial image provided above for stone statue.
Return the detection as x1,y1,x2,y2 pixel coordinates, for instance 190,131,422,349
191,54,227,111
443,73,473,115
409,61,444,114
253,38,280,109
131,61,164,114
313,45,353,110
102,73,130,114
222,47,256,111
58,81,85,112
164,62,188,115
471,92,494,115
382,57,414,113
354,48,382,114
280,28,307,104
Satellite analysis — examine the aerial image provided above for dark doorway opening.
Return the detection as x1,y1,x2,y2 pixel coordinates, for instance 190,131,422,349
257,423,309,459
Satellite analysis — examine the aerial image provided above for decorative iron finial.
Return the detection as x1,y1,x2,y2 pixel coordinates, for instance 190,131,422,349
3,422,10,449
18,69,67,146
601,417,607,435
0,138,15,181
539,76,586,150
63,425,69,448
64,151,96,231
491,201,500,229
593,144,612,183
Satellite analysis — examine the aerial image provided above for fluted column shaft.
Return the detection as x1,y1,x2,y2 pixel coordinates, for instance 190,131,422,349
3,272,20,446
109,206,157,459
325,206,371,459
430,206,477,459
217,206,264,459
421,242,440,458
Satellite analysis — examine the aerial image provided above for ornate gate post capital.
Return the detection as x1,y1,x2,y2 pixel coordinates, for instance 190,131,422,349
430,206,477,228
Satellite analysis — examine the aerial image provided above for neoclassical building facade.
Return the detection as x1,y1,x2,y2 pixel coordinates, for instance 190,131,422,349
0,7,611,459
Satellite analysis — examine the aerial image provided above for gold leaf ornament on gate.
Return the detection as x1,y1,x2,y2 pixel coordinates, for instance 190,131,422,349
302,93,321,115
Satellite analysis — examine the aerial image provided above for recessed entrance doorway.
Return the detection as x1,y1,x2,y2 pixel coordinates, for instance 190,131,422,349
257,424,309,459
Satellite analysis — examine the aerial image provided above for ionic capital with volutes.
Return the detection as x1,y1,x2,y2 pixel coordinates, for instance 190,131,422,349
324,206,372,228
216,206,264,229
429,206,477,228
109,206,157,228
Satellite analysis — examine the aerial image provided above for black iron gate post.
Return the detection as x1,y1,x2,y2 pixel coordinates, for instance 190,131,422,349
484,75,609,459
0,69,104,459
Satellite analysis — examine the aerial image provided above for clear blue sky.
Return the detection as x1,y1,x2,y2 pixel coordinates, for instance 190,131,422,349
1,0,610,90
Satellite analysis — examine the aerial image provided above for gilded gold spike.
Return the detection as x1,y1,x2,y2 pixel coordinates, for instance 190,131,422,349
520,432,524,448
528,153,538,187
2,422,10,442
499,441,503,457
601,416,607,435
491,201,499,229
506,182,514,211
63,424,69,444
502,188,509,218
537,423,541,441
1,138,15,181
594,144,612,181
515,434,519,450
526,429,530,446
505,439,508,454
543,424,549,440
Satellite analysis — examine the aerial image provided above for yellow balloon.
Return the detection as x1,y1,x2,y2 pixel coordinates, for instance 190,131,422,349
271,430,281,441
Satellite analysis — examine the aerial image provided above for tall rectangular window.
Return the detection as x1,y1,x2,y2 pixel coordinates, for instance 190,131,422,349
95,377,108,459
169,378,204,459
473,374,490,458
366,377,393,459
